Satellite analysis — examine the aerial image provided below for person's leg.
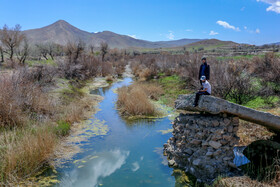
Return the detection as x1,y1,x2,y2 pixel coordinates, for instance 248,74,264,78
194,91,204,106
205,92,210,95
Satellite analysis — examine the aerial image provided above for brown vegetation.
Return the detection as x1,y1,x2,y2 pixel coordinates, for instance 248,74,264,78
0,127,57,182
0,68,53,127
117,83,163,116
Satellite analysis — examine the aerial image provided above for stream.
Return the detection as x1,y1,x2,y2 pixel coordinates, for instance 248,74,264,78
44,76,250,187
52,77,177,187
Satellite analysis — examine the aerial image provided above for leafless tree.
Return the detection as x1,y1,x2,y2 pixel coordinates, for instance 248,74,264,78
65,40,85,64
88,44,95,55
0,45,4,63
0,24,25,61
100,42,109,61
36,42,62,60
36,44,49,60
16,38,30,64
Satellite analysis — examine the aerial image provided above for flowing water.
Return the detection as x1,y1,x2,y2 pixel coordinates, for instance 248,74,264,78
47,77,249,187
53,77,177,187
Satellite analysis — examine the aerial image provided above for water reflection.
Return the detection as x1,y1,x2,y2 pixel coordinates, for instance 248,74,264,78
233,146,250,167
53,78,176,187
90,86,112,96
59,150,130,187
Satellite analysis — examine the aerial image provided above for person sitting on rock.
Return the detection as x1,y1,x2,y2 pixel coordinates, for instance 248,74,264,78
193,75,211,107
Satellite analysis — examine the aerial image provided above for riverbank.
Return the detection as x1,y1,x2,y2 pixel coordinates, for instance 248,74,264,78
0,70,112,185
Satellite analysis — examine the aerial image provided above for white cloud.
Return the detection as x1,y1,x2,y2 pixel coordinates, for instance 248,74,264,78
244,27,261,34
185,29,193,32
241,6,246,11
216,20,240,31
209,30,219,35
128,34,137,39
166,31,175,40
132,162,140,172
257,0,280,13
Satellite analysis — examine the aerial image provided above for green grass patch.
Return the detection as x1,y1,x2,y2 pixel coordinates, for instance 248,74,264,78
154,75,192,106
243,96,279,109
60,84,85,103
26,59,56,66
216,54,265,61
54,120,71,136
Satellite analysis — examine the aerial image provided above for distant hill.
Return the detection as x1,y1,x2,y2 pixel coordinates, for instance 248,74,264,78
23,20,204,49
181,39,238,51
269,42,280,46
185,39,237,47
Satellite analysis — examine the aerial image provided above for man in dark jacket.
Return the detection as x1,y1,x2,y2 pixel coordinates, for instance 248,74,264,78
199,57,210,85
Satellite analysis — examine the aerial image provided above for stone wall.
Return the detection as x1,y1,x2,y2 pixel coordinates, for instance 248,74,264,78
164,113,240,183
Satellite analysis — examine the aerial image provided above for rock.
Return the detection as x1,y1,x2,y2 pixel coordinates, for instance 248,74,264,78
227,126,233,133
206,152,213,157
212,120,219,127
233,127,239,132
193,159,201,166
190,139,202,145
220,140,228,145
223,156,232,161
175,94,280,132
228,161,237,169
213,149,222,156
222,135,232,141
224,118,231,126
168,159,176,166
211,135,222,141
183,148,193,155
164,113,240,184
209,141,222,149
202,141,209,146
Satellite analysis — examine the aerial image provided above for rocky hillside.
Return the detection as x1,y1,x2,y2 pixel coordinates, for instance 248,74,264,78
23,20,204,48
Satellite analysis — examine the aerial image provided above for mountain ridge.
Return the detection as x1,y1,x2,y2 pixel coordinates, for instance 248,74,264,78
23,20,238,49
23,20,206,48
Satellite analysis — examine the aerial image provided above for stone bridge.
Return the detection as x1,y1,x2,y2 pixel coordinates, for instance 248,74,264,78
164,94,280,183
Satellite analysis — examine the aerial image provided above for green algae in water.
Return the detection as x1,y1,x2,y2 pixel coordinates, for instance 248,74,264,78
158,128,173,135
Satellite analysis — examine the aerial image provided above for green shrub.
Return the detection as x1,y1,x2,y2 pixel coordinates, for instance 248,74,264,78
54,120,70,136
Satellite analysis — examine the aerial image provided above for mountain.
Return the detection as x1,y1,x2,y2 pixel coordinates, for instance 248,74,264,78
23,20,204,49
23,20,93,46
269,42,280,46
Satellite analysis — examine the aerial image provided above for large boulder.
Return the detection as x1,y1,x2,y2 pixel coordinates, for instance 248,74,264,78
175,94,280,132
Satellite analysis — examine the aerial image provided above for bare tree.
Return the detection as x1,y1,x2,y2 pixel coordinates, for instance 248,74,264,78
88,44,95,55
16,38,30,64
36,44,49,60
0,45,4,63
100,42,109,61
36,42,62,60
65,40,85,64
0,24,25,61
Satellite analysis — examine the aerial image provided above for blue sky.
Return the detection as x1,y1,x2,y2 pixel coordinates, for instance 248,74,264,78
0,0,279,45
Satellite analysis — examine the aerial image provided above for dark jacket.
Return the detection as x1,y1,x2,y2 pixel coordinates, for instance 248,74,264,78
199,62,210,80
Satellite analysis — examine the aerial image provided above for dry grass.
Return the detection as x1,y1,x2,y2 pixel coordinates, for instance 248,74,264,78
0,127,57,183
139,68,152,81
237,121,275,146
220,176,275,187
117,83,163,116
105,76,114,82
0,70,53,127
